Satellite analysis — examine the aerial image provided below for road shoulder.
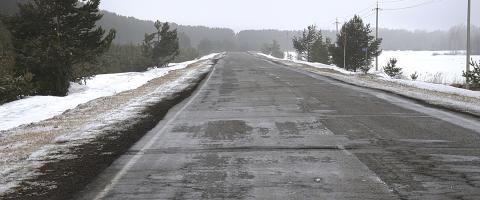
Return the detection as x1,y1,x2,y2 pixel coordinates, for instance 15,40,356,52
0,55,222,200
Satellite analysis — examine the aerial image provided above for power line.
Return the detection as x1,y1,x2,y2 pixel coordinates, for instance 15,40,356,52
337,2,377,21
378,0,412,4
361,11,376,19
383,0,443,11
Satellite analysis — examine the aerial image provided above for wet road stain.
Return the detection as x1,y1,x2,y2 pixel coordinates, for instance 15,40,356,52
203,120,253,140
177,153,252,199
275,121,299,135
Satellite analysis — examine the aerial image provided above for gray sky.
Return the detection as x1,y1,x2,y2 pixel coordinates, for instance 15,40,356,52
99,0,479,32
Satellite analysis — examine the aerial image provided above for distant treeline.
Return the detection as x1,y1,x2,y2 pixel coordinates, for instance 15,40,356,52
1,0,479,54
98,11,480,54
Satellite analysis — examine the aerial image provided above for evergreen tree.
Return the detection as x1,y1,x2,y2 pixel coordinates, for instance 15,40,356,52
292,36,306,60
270,40,285,59
310,35,331,64
292,25,320,61
330,15,381,72
2,0,115,96
383,58,403,78
463,59,480,87
261,40,284,59
142,21,179,67
410,72,419,80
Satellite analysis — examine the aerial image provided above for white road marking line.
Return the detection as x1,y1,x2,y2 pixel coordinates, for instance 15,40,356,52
93,65,216,200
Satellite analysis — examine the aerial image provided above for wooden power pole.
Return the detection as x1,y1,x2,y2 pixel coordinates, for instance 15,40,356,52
466,0,471,89
374,1,380,71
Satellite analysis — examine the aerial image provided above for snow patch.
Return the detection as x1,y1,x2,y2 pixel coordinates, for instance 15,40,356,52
0,53,219,131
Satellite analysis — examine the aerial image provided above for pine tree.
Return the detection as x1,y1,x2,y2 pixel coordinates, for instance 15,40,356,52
292,25,320,61
261,40,284,59
142,21,179,67
383,58,403,78
463,59,480,87
270,40,284,59
330,15,381,72
410,71,419,80
310,34,331,64
2,0,115,96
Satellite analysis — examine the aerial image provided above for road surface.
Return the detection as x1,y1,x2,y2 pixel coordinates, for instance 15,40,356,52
75,52,480,200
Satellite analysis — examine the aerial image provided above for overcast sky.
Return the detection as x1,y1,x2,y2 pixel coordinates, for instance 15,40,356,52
99,0,479,32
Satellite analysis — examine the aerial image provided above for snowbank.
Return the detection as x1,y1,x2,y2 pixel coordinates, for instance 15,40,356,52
0,53,219,131
384,78,480,99
259,53,358,75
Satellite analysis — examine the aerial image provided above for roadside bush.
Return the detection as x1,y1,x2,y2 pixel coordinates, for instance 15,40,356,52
0,69,34,105
410,71,419,80
359,65,371,74
463,59,480,87
383,58,403,78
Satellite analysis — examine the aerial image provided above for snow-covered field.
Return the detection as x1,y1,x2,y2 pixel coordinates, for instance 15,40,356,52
379,51,480,84
0,54,219,131
285,50,480,84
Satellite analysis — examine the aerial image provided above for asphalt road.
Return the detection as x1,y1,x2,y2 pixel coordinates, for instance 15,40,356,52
75,52,480,200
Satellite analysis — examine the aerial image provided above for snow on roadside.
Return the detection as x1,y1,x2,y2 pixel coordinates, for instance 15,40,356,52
258,52,480,99
259,53,358,75
0,53,219,132
256,52,480,116
285,50,480,84
0,53,222,195
379,51,480,84
383,78,480,99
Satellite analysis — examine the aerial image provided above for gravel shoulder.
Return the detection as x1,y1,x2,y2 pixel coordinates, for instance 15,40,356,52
0,55,222,200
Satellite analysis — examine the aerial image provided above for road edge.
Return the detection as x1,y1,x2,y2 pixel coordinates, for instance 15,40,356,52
1,58,220,200
255,53,480,119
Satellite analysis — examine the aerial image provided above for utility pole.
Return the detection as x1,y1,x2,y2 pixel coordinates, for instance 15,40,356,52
286,31,290,59
334,18,340,35
466,0,471,89
344,28,347,69
374,1,380,71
